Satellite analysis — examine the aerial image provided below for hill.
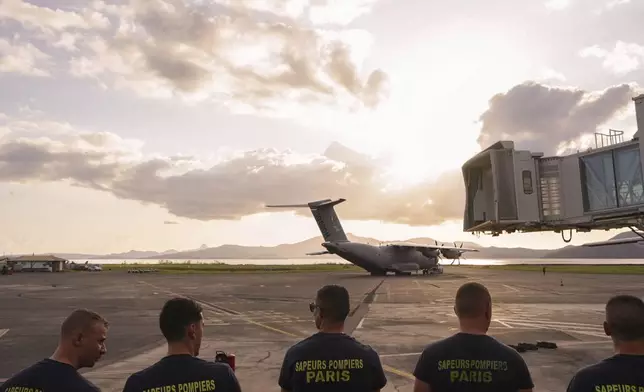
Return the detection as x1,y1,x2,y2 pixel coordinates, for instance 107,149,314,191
143,233,551,260
22,231,644,260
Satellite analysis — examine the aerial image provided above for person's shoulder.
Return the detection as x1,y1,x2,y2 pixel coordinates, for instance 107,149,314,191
345,335,378,352
285,334,320,354
196,358,236,374
419,334,458,355
571,358,610,378
77,376,101,391
2,359,64,384
485,336,527,357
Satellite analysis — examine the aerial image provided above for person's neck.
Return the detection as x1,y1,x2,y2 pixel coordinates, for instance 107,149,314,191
167,342,195,357
458,320,488,335
614,340,644,356
319,323,344,334
50,346,79,369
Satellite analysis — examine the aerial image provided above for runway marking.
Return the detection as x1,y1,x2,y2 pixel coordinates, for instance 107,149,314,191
502,284,519,292
557,340,611,347
493,319,513,328
356,317,366,330
0,329,9,339
138,280,300,338
380,352,422,358
139,279,416,380
382,365,415,380
498,318,604,328
137,279,414,380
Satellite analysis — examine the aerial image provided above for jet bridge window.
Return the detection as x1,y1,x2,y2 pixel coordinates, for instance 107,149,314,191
580,145,644,212
522,170,533,194
581,151,617,211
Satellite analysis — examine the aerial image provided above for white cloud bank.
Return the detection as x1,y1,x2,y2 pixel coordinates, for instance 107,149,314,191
1,80,640,226
580,41,644,75
477,81,641,155
0,0,389,113
0,111,464,226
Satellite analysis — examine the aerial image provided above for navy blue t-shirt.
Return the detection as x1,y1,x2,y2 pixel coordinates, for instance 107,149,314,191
278,332,387,392
566,354,644,392
122,354,241,392
0,358,100,392
413,332,534,392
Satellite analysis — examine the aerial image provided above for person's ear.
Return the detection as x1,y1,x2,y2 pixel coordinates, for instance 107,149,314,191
71,332,84,347
187,324,197,340
603,321,611,337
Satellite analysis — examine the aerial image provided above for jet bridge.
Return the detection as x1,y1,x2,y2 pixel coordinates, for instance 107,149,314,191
462,94,644,242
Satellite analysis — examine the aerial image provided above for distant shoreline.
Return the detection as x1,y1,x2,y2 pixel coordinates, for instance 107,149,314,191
463,264,644,274
83,262,644,275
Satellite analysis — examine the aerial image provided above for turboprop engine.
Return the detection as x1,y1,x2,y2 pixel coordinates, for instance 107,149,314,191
419,248,440,258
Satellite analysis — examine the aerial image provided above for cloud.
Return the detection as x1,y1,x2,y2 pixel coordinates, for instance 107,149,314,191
0,0,110,32
579,41,644,75
2,0,388,113
477,81,641,155
214,0,379,25
0,116,463,226
0,37,51,76
544,0,571,10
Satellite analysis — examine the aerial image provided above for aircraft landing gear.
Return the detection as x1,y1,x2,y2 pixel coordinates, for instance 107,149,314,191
370,271,387,276
422,269,429,275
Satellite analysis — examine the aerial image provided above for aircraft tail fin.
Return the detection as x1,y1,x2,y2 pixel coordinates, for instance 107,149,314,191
266,198,349,243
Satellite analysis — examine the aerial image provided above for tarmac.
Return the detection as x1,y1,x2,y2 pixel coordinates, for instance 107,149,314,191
1,266,642,392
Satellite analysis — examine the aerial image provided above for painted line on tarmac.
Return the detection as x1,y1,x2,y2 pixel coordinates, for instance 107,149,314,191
138,280,300,338
141,279,413,378
493,319,513,328
356,318,364,329
557,340,610,347
382,365,415,380
0,329,9,339
138,279,415,380
380,352,422,358
502,284,519,292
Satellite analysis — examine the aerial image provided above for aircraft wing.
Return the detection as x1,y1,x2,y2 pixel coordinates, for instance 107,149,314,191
583,237,644,247
384,241,479,252
306,250,331,255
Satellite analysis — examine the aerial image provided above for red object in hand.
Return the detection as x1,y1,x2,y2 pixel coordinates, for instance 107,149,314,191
227,353,235,371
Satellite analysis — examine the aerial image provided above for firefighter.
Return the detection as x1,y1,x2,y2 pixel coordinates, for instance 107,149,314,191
122,298,241,392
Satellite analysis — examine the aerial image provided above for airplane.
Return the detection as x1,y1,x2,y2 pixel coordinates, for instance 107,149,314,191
265,198,479,276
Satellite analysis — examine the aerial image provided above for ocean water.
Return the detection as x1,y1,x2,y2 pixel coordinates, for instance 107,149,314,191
68,258,644,266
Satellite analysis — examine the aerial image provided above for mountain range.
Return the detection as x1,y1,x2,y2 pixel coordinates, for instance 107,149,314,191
43,231,644,260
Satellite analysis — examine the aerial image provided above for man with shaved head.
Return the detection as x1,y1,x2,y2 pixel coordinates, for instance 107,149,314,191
1,308,108,391
566,294,644,392
413,282,534,392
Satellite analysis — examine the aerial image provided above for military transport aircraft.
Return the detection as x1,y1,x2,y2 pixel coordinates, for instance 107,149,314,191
265,198,479,276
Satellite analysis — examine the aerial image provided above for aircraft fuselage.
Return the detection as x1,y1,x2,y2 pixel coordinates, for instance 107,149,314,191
322,241,439,275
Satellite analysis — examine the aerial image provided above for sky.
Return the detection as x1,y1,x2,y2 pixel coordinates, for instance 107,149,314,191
0,0,643,254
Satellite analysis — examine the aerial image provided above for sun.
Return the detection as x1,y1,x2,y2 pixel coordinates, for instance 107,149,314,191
353,26,533,188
